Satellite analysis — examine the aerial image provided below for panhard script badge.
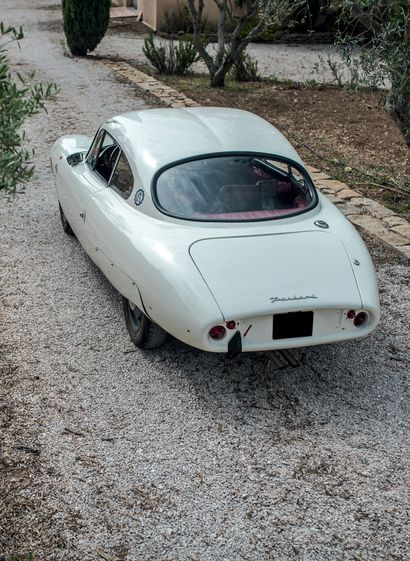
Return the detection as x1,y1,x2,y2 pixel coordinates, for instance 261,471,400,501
270,294,318,303
135,189,144,206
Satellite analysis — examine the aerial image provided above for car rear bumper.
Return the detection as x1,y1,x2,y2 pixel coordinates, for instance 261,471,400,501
191,306,380,353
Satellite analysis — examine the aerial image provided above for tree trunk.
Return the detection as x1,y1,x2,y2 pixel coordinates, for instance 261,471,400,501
187,0,298,90
210,72,227,88
210,53,239,88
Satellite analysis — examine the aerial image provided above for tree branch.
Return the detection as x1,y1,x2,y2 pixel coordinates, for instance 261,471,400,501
186,0,216,74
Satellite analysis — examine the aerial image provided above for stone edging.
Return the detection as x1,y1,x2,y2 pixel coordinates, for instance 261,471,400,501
104,59,410,260
104,61,199,108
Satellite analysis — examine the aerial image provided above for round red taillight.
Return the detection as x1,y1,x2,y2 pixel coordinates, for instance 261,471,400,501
209,325,226,340
347,309,356,319
226,321,236,330
354,311,368,327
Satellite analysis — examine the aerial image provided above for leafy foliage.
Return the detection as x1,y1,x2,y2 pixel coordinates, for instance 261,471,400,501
0,23,58,197
313,52,364,89
232,51,260,82
334,0,410,147
291,0,340,33
239,15,280,42
62,0,111,56
163,0,209,35
143,35,199,75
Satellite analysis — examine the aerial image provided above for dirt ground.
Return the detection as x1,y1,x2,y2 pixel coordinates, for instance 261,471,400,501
160,75,410,218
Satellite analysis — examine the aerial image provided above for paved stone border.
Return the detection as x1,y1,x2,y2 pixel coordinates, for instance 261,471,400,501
306,168,410,259
104,60,410,260
104,61,200,108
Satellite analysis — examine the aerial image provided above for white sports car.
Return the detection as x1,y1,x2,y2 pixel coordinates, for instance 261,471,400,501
51,107,380,355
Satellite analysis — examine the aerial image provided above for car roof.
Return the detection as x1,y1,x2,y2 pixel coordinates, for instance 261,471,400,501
105,107,303,185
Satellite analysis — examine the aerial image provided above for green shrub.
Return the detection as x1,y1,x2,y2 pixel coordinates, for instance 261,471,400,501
162,0,208,35
232,51,260,82
163,1,193,34
0,23,58,197
143,35,199,76
62,0,111,56
240,16,280,43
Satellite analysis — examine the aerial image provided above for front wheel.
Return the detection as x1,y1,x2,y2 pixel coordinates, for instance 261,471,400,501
122,297,167,349
59,203,74,235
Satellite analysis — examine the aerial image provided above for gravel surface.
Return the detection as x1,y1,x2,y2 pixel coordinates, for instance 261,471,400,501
1,2,410,561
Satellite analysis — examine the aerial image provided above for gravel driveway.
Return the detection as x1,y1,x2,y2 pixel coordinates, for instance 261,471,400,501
1,2,409,561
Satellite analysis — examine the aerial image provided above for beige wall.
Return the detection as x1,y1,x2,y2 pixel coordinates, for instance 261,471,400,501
112,0,135,6
139,0,236,31
139,0,157,30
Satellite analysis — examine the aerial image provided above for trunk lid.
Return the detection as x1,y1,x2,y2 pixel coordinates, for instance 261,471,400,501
189,231,362,320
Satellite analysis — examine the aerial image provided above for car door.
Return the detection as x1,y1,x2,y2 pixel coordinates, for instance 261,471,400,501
69,130,121,249
58,129,104,242
84,146,144,304
58,129,103,236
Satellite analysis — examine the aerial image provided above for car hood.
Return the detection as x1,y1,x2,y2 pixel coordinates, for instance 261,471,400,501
189,231,362,320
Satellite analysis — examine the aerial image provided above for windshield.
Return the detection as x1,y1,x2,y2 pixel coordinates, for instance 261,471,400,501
154,155,316,221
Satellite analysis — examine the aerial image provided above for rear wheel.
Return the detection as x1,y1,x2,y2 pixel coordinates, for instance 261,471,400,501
59,203,74,235
122,297,167,349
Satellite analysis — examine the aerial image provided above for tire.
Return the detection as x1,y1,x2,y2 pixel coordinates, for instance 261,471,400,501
122,297,167,349
59,203,74,235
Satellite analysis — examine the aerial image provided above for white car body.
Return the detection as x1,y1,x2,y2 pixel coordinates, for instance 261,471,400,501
51,107,380,354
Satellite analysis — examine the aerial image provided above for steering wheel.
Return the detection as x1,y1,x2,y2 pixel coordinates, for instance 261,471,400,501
101,145,119,170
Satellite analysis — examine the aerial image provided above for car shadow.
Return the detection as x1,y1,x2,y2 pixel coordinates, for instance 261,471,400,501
66,233,406,440
150,326,404,439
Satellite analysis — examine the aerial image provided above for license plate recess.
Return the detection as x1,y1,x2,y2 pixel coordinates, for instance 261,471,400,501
272,311,313,340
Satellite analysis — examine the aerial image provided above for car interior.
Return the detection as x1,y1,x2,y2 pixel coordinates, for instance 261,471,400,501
156,156,312,220
95,144,120,182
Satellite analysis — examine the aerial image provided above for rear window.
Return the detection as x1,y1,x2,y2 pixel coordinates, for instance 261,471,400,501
154,155,316,221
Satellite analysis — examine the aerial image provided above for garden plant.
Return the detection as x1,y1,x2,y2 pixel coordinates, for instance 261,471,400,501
0,23,58,197
62,0,111,56
143,35,199,75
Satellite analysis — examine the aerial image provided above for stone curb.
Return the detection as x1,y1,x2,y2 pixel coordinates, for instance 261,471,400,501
104,60,200,108
104,60,410,260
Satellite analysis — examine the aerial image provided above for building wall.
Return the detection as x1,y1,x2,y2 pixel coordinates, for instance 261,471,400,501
139,0,158,30
139,0,237,31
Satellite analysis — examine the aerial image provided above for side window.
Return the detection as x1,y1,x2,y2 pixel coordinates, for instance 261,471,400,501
87,129,105,168
109,151,134,199
91,131,120,183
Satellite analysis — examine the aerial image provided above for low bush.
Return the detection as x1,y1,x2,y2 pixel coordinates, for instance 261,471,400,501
162,0,208,35
232,52,260,82
143,35,199,76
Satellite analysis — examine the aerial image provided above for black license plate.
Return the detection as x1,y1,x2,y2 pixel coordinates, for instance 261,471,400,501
272,311,314,340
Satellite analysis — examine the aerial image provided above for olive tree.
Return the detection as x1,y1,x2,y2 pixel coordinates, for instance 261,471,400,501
335,0,410,147
186,0,302,87
0,24,58,197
